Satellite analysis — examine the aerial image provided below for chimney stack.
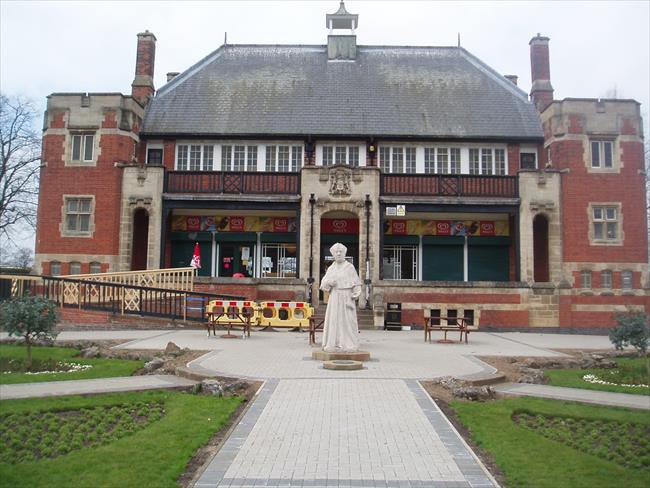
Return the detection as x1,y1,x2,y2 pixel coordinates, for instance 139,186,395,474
131,30,157,103
504,75,518,86
529,34,554,111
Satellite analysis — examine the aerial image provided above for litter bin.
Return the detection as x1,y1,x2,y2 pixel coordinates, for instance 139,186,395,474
384,302,401,331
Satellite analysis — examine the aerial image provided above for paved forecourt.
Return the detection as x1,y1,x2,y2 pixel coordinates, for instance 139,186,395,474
196,378,497,488
110,329,606,380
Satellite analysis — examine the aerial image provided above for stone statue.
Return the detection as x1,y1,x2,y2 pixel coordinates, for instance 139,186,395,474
319,243,362,352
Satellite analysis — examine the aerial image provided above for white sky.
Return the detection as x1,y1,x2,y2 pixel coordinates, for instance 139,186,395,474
1,0,649,252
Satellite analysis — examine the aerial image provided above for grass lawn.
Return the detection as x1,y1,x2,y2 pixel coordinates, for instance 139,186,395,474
0,390,242,487
0,345,144,384
545,357,650,395
451,397,650,488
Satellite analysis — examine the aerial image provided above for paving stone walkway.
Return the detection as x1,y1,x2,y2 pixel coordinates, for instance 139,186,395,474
493,383,650,410
0,374,197,400
196,379,497,488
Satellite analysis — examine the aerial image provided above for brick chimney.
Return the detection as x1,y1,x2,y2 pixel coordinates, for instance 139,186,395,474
529,34,554,111
131,30,157,103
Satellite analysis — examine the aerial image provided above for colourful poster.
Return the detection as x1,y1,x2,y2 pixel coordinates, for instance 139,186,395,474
384,219,509,236
171,215,297,233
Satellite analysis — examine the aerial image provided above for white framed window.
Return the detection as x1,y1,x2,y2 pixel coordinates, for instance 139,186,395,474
323,146,333,166
64,197,93,236
469,147,506,175
425,147,462,174
520,152,537,169
71,133,95,163
266,145,302,172
220,144,257,171
621,270,633,290
382,245,418,280
89,262,102,274
176,144,214,171
592,206,619,241
591,140,614,169
600,270,612,289
146,148,163,165
261,243,297,278
580,270,592,288
321,145,361,167
69,262,81,275
379,146,415,173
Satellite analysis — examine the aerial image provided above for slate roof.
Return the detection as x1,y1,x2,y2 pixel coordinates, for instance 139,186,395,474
141,44,543,140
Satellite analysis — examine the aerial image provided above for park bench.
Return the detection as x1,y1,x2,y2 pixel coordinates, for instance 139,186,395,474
424,315,472,344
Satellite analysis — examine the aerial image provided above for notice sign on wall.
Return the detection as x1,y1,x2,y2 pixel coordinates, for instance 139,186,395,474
386,219,509,236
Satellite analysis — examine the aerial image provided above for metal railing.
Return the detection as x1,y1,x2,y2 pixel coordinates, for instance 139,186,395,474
40,276,244,322
381,174,518,198
165,171,301,194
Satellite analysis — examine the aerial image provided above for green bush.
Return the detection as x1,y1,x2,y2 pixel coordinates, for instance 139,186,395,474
609,312,649,354
0,295,58,367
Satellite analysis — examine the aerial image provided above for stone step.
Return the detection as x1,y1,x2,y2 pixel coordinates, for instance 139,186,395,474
457,372,507,386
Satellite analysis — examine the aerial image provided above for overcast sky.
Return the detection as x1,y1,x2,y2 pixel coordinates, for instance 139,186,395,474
1,0,649,252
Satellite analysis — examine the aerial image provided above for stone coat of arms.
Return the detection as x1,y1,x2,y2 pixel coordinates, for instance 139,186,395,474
329,168,352,196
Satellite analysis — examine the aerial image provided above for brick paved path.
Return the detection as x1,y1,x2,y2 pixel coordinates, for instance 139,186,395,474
196,379,497,488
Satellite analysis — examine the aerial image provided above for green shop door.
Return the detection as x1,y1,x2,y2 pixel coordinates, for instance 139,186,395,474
171,238,212,277
468,237,510,281
421,236,464,281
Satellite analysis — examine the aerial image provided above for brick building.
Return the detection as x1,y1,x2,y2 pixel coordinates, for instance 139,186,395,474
34,3,648,330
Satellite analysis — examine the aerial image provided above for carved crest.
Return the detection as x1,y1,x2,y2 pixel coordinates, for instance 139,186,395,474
328,168,352,196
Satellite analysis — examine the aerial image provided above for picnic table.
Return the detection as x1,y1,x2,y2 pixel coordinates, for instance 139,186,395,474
205,310,252,338
424,316,472,344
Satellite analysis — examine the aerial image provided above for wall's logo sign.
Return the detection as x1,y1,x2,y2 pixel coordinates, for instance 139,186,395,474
230,217,245,231
436,222,450,235
481,222,495,235
332,220,348,231
392,220,407,235
187,217,200,231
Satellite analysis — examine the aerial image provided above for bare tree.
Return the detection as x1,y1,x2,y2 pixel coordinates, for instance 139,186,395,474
0,94,41,244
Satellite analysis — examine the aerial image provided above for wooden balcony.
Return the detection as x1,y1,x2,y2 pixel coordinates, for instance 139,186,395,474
381,174,518,198
164,171,300,195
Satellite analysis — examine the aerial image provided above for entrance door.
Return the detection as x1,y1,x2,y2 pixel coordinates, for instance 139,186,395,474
131,208,149,270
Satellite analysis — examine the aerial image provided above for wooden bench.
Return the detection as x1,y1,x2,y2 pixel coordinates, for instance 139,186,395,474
424,316,472,344
205,311,252,338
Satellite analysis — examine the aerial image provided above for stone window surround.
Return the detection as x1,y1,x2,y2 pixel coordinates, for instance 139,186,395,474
65,130,100,167
146,143,164,165
585,136,619,174
60,194,96,238
587,202,623,246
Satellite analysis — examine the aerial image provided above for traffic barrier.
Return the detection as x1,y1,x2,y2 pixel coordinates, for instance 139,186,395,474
258,301,314,328
206,300,259,325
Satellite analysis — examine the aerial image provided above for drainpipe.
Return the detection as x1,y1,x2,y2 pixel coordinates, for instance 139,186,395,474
364,194,372,310
307,193,316,304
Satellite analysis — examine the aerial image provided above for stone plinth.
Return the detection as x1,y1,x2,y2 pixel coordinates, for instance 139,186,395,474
312,350,370,361
323,360,363,370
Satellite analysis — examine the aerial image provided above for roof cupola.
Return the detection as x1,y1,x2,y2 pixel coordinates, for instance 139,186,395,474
326,2,358,60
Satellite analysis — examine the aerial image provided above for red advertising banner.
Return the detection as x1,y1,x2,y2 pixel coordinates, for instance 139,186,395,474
229,216,245,232
321,218,359,234
273,217,289,233
391,220,407,235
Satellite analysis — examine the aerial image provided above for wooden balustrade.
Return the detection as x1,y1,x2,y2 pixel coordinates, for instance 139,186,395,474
165,171,300,194
381,174,518,198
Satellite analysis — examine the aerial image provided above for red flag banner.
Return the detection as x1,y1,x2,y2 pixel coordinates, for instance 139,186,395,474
190,242,202,269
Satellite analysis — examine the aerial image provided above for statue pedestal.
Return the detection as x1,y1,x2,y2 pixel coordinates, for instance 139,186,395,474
323,359,363,370
312,350,370,361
